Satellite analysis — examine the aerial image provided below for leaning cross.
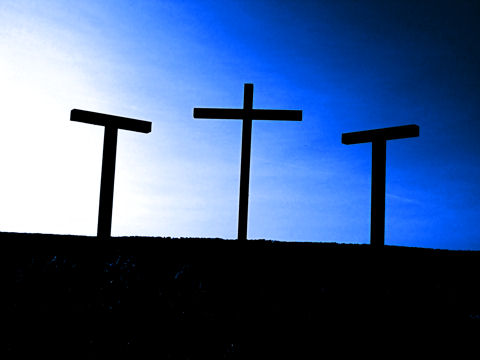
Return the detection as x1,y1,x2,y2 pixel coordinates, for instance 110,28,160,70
193,83,302,241
342,124,419,247
70,109,152,238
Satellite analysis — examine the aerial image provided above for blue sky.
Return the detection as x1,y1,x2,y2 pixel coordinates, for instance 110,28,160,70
0,0,479,250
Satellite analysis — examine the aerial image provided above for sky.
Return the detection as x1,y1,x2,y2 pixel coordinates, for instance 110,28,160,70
0,0,479,250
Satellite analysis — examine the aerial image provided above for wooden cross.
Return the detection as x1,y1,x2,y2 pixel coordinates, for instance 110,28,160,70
342,124,419,247
70,109,152,238
193,83,302,240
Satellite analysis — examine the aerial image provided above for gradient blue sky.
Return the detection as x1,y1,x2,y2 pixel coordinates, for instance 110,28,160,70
0,0,479,250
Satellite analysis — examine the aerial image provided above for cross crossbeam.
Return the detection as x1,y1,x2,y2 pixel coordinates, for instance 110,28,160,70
342,124,419,247
71,109,151,133
194,83,302,240
342,124,419,144
193,108,302,121
70,109,152,238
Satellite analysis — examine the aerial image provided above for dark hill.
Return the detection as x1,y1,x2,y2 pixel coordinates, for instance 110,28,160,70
8,232,480,358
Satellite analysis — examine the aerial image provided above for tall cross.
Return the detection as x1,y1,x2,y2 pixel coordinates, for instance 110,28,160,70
70,109,152,238
342,124,419,247
193,83,302,240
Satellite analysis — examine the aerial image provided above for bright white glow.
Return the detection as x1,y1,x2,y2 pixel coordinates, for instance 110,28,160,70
0,2,114,235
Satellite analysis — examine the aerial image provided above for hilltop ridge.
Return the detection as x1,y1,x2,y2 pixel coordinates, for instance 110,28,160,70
9,231,480,358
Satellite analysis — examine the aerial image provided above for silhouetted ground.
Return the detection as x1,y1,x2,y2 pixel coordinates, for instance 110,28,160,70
7,232,480,358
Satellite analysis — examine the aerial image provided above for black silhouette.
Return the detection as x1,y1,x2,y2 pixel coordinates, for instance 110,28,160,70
342,124,419,246
70,109,152,238
9,232,480,358
193,83,302,240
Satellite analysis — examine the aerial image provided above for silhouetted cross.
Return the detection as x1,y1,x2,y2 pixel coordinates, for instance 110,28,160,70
70,109,152,238
194,83,302,240
342,124,419,247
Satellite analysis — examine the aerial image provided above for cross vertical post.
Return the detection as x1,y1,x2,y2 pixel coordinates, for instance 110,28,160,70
238,84,253,241
342,124,419,246
97,125,118,238
70,109,152,238
371,139,386,247
193,83,302,240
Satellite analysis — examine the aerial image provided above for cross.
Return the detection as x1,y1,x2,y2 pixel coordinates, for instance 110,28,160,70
70,109,152,238
193,83,302,241
342,124,419,247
